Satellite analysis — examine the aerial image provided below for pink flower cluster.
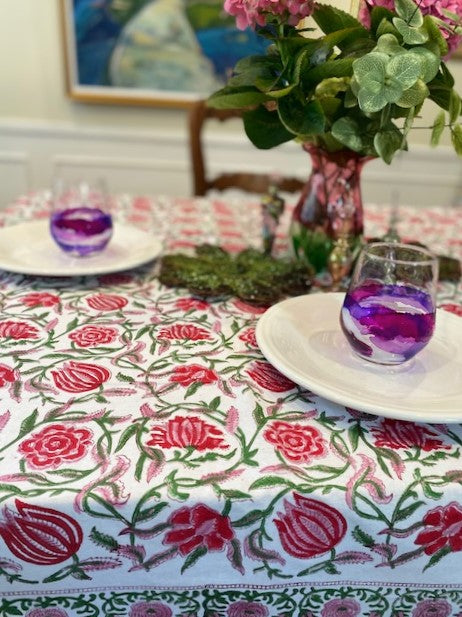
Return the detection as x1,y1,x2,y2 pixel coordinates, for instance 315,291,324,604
224,0,314,29
360,0,462,54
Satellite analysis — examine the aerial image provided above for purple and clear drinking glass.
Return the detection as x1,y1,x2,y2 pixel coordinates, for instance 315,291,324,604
50,179,113,257
340,242,439,365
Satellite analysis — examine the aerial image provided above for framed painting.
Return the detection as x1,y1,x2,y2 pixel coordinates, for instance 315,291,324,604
60,0,270,108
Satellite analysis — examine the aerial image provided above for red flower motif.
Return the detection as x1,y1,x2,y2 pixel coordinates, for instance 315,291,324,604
147,416,228,451
169,364,218,387
227,601,269,617
371,418,450,452
158,324,211,341
274,493,347,558
246,361,295,392
0,321,39,340
19,424,93,469
175,298,209,312
264,421,327,463
0,363,16,387
163,504,234,556
414,501,462,555
441,303,462,317
51,361,110,392
86,293,128,311
239,328,257,347
69,325,118,347
0,499,83,565
21,292,60,307
233,300,267,314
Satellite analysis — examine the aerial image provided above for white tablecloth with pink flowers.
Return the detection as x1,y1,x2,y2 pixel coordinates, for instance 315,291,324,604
0,191,462,617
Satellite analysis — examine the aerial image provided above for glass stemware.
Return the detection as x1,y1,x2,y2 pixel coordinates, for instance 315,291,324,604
340,242,439,365
50,178,113,257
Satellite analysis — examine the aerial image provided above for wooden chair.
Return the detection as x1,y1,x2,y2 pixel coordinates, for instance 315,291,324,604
188,100,305,196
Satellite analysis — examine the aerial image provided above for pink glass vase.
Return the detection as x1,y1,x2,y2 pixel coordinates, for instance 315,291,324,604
290,144,372,273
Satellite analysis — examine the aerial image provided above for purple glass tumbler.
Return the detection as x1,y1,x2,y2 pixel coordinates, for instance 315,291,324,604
340,242,439,365
50,179,113,257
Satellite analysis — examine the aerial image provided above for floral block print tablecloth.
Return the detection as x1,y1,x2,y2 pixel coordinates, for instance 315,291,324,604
0,192,462,617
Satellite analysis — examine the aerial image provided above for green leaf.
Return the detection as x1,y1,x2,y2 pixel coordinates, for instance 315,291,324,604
115,423,139,452
410,47,440,83
278,97,325,137
184,381,202,398
89,527,119,551
395,0,423,27
181,545,207,573
315,77,349,98
373,33,405,56
387,53,421,89
395,500,425,522
353,52,388,90
207,86,270,109
232,508,267,527
352,525,375,547
451,124,462,156
423,545,452,571
449,90,462,124
313,4,364,35
302,58,355,88
423,15,449,56
377,16,400,38
396,80,429,108
374,127,403,163
358,88,389,113
18,409,38,438
393,18,428,44
250,475,293,490
243,106,294,149
331,116,363,151
431,110,446,146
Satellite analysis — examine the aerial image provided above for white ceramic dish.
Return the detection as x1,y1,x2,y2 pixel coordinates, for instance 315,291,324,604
0,220,162,276
256,292,462,424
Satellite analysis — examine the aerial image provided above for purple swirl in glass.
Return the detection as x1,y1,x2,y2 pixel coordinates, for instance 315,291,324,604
50,206,113,257
340,282,436,364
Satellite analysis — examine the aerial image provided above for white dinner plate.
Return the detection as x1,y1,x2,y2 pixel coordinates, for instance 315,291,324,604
0,220,162,276
256,292,462,424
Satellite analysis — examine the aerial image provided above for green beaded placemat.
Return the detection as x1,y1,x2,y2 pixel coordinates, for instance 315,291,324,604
158,245,313,306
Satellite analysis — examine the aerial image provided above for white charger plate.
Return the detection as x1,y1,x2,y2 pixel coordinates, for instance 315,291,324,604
0,220,162,276
256,292,462,424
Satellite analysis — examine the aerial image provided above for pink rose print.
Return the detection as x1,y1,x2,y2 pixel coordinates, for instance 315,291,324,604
274,493,347,558
246,361,295,392
129,602,172,617
169,364,218,387
233,300,267,314
264,420,327,463
86,293,128,311
321,598,361,617
27,610,69,617
441,303,462,317
19,424,93,469
69,325,118,347
227,601,269,617
158,324,211,340
412,599,452,617
147,416,229,451
371,418,450,452
0,500,82,565
21,292,60,307
0,363,16,387
175,297,209,312
0,321,39,340
51,361,110,392
239,328,257,347
414,501,462,555
163,504,234,556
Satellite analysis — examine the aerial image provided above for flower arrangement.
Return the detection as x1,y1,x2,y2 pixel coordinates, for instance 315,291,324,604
208,0,462,164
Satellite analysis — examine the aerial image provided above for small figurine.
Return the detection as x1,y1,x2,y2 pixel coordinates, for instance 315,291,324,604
261,184,285,255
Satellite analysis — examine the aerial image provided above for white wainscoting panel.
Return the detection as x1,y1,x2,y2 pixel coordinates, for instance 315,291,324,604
0,119,461,209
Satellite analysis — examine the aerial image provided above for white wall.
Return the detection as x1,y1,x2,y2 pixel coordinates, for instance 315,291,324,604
1,0,462,207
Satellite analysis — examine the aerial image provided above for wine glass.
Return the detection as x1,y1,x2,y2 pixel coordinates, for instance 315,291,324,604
340,242,439,365
50,178,113,257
